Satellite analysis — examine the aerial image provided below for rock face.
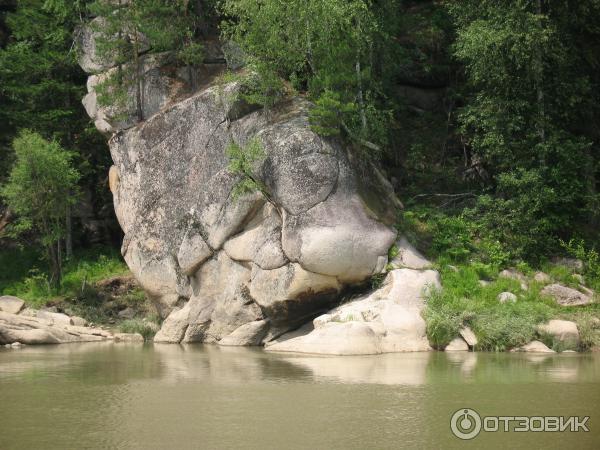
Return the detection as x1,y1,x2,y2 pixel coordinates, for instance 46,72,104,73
264,269,440,355
0,311,112,345
78,27,400,344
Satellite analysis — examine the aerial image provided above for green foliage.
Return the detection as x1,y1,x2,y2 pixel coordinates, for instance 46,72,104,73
448,0,600,260
221,0,402,153
1,131,80,285
424,265,555,351
309,90,357,137
226,138,267,199
561,239,600,290
0,246,128,308
119,318,159,340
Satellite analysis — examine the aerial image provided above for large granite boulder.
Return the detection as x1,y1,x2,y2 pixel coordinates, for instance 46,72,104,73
110,87,398,343
79,16,400,344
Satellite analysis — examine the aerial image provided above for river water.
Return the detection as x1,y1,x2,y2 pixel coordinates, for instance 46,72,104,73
0,344,599,449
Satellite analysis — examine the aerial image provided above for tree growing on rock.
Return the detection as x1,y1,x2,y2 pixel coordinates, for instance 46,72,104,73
1,130,80,287
88,0,205,121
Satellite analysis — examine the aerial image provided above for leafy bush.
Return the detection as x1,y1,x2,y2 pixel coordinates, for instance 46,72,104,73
119,319,160,341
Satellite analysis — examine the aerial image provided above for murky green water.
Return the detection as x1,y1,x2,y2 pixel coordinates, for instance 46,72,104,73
0,344,599,449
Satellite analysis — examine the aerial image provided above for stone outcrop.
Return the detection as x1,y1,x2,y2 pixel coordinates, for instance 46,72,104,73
264,268,440,355
0,311,113,345
78,25,400,345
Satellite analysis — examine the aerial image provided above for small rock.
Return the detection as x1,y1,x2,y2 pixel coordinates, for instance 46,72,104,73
479,280,490,287
0,296,25,314
117,307,136,320
459,327,478,347
591,317,600,328
537,320,579,348
4,344,11,348
561,350,577,353
11,342,22,348
551,257,583,272
70,316,88,327
113,333,144,343
512,340,555,353
499,269,528,290
498,292,517,303
533,272,552,284
445,337,469,352
541,284,592,307
447,265,459,273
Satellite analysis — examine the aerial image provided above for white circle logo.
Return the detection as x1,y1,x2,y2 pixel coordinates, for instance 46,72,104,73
450,408,482,440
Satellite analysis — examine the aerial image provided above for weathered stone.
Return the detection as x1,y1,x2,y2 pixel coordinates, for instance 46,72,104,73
114,333,144,343
498,292,517,303
541,284,592,307
249,263,340,326
184,252,263,343
389,236,431,270
499,269,528,290
36,310,73,326
71,316,88,327
224,203,287,270
177,230,213,275
459,326,478,347
153,305,190,344
265,269,440,355
78,22,401,343
551,257,584,272
0,311,112,345
512,340,555,353
533,272,552,284
445,337,469,352
218,320,269,346
0,296,25,315
537,320,580,348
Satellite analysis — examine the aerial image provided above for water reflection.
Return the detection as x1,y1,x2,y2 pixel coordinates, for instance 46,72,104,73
1,345,599,449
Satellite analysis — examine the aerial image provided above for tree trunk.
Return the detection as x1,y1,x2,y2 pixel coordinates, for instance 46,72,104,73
535,0,546,143
355,56,367,133
65,203,73,259
133,29,143,122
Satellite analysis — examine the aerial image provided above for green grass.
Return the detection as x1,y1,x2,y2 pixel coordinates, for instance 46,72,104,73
119,318,160,341
0,246,129,308
424,264,555,351
423,263,599,352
